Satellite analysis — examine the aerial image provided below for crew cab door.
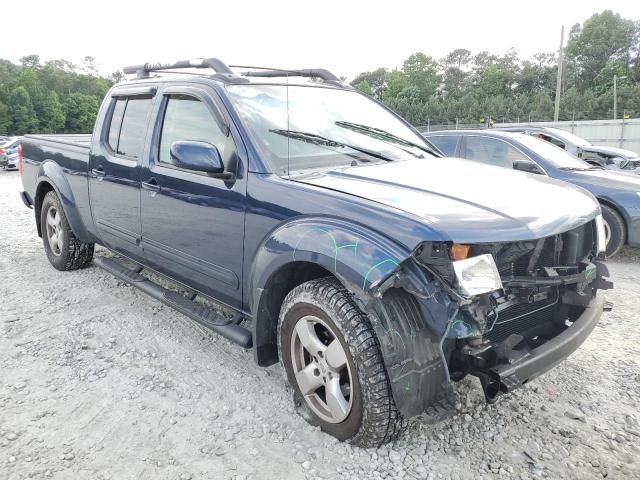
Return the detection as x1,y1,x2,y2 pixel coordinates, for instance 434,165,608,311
139,85,246,309
89,89,154,260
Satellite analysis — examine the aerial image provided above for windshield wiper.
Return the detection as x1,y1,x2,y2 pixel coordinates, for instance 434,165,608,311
559,166,603,172
269,129,394,163
335,121,440,157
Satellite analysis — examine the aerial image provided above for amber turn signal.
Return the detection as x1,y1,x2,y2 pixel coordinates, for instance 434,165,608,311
450,243,471,261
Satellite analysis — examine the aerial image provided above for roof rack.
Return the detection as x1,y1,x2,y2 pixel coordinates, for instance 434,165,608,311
229,65,341,83
122,57,234,79
122,58,343,85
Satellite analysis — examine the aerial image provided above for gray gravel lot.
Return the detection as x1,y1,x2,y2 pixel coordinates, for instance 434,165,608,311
1,170,639,480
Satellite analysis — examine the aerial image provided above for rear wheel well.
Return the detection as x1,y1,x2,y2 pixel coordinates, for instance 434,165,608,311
254,262,335,366
34,181,55,238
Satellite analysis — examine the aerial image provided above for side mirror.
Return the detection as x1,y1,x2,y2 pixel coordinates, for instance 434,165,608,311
513,159,542,175
170,141,225,174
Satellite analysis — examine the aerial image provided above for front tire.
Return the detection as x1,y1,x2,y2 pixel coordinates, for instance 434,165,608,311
41,191,94,271
278,277,404,447
600,203,625,258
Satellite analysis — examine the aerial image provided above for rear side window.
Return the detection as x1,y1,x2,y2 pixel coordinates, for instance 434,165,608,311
106,97,152,158
158,95,226,165
428,135,459,156
107,98,126,151
117,98,153,158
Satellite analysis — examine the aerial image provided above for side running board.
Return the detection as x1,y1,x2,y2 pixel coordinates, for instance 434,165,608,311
94,256,252,348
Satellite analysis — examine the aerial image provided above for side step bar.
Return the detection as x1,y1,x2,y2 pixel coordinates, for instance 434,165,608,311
94,257,252,348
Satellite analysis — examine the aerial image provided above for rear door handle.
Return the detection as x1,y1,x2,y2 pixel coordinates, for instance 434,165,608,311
141,177,161,193
92,166,105,180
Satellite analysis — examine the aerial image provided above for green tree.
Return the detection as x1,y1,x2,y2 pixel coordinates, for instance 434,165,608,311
565,10,639,89
0,102,10,134
402,53,440,101
350,68,386,100
355,80,373,96
441,49,472,97
39,91,66,133
19,54,41,69
64,93,99,133
7,86,38,134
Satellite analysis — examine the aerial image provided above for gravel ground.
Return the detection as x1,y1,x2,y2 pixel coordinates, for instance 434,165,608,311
1,169,639,480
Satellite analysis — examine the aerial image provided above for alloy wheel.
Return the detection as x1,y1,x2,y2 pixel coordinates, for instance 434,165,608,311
46,206,63,256
290,315,353,423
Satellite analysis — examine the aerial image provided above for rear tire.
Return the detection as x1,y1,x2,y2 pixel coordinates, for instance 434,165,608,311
278,277,404,447
41,191,94,271
600,203,625,258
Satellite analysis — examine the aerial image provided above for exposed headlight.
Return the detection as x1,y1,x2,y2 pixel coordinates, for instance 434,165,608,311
595,213,606,254
452,254,503,297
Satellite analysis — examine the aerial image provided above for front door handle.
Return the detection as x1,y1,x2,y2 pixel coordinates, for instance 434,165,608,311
141,177,161,193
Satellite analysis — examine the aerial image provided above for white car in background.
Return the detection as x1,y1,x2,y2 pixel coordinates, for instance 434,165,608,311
498,126,640,173
1,137,22,170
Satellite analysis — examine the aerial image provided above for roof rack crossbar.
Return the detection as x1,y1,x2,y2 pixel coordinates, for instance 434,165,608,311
231,66,340,83
123,58,233,78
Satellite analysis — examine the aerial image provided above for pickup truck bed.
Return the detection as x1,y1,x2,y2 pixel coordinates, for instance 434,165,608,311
24,134,92,149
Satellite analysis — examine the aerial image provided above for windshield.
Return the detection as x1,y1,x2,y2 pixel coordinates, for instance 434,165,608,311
226,84,435,176
545,128,591,147
516,134,593,169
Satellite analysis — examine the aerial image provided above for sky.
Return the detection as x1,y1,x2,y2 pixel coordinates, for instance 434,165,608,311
3,0,640,80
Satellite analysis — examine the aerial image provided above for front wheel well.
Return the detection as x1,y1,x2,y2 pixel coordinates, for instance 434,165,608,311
254,261,335,366
34,181,55,238
597,199,627,243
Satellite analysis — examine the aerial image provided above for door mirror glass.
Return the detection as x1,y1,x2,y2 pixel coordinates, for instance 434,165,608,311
170,141,224,173
513,159,543,174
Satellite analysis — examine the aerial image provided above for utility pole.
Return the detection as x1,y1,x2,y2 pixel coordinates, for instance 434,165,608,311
554,25,564,122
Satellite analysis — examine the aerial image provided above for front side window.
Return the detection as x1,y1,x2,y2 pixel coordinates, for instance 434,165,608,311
158,95,226,165
462,136,528,168
226,84,435,176
516,134,592,169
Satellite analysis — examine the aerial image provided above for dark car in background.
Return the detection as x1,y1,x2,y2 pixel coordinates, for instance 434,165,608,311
425,130,640,257
1,136,22,170
497,126,640,172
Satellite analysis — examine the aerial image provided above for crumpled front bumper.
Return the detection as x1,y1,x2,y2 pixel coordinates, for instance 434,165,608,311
468,291,605,401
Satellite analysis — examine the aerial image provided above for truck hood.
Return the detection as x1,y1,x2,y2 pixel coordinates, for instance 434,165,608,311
582,145,639,159
295,158,599,243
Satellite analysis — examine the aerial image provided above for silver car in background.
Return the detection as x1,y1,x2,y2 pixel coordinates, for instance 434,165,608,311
498,126,640,172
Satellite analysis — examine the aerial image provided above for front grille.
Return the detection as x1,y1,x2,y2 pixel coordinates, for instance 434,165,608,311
484,221,595,343
487,288,560,342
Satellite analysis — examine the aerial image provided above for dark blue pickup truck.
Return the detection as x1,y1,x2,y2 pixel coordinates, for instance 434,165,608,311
19,58,612,446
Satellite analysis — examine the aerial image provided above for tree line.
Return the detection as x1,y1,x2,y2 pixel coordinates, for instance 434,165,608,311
0,55,120,136
1,10,638,136
351,10,640,127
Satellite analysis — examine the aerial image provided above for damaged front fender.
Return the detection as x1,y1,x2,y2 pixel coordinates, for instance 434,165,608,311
250,219,469,416
360,258,479,417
